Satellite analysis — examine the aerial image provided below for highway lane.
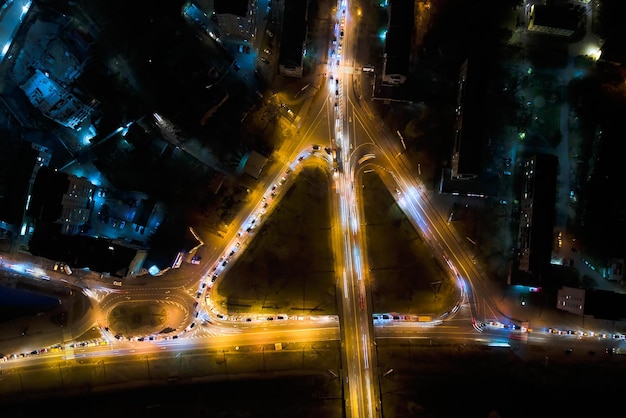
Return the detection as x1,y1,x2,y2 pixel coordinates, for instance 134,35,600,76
328,1,380,416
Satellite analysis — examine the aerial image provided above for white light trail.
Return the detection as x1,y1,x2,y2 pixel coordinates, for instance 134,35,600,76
363,334,369,369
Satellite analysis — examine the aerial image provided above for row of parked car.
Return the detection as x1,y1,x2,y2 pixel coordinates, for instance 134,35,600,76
547,328,626,339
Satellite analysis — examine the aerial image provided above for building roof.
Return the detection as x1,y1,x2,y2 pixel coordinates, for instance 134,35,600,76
278,0,307,68
518,153,558,278
451,58,489,179
242,151,268,179
528,5,579,37
0,140,38,225
383,0,414,77
214,0,248,16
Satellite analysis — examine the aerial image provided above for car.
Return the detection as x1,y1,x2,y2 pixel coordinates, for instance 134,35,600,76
191,256,201,265
233,62,240,71
260,57,269,64
312,145,320,150
564,348,573,354
119,220,125,229
113,281,122,287
266,29,274,37
61,264,72,275
263,48,272,55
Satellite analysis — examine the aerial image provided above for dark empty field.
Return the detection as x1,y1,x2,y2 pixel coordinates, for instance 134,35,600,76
360,170,460,316
215,165,337,315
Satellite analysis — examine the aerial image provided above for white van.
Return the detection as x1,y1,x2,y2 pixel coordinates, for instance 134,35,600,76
63,264,72,275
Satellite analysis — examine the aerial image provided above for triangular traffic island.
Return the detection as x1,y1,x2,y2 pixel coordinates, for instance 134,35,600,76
212,165,337,317
359,170,460,317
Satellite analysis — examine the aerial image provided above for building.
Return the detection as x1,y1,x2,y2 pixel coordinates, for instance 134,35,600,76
25,169,160,278
0,140,50,247
556,286,585,316
242,150,268,179
278,0,308,78
584,289,626,321
381,0,413,87
527,4,580,39
450,59,486,181
20,69,98,130
26,166,95,237
207,0,256,42
12,15,100,131
517,154,558,282
438,58,501,198
372,0,415,103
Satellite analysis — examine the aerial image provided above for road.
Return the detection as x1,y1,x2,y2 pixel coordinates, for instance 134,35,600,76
3,0,626,413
